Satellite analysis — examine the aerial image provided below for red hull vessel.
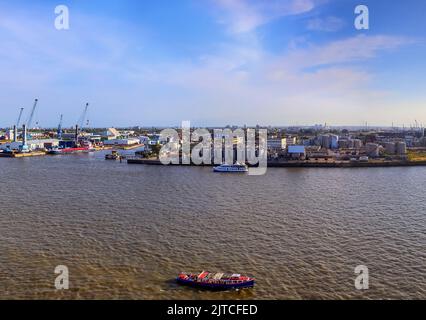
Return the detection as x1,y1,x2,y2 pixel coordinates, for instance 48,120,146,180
177,271,255,290
48,147,93,155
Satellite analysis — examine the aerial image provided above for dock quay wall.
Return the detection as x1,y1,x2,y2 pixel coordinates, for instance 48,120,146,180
127,158,426,168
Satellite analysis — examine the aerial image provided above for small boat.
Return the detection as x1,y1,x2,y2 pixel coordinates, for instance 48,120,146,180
105,150,123,160
213,163,248,173
176,271,255,290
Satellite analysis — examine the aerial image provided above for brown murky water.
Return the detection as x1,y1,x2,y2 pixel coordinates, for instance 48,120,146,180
0,152,425,299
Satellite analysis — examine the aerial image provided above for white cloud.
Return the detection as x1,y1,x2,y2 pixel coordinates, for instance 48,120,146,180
150,34,420,125
274,34,414,71
213,0,322,33
307,16,345,32
0,4,422,127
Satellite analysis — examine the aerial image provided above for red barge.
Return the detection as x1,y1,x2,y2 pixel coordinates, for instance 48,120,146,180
177,271,255,290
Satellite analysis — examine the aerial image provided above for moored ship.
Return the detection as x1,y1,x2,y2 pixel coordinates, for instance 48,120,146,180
105,150,124,160
213,163,248,173
176,271,255,290
48,140,94,155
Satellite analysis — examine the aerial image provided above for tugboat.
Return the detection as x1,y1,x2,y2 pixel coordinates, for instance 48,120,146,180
176,271,255,290
105,150,123,160
213,163,248,173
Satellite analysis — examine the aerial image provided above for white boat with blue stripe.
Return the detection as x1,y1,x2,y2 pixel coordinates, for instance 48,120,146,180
213,162,248,173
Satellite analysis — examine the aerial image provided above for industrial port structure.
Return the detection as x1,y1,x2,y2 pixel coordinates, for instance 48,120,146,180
1,100,426,166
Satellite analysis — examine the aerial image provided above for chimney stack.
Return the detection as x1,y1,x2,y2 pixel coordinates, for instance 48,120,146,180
22,124,27,146
75,125,79,144
13,125,17,142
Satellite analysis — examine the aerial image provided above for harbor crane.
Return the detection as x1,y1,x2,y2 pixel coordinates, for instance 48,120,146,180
16,107,24,127
57,114,63,140
26,99,38,130
11,107,25,142
74,103,89,144
77,103,89,130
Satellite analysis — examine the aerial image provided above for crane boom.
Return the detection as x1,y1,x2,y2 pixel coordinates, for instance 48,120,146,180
26,99,38,129
57,114,64,140
77,103,89,129
16,107,24,127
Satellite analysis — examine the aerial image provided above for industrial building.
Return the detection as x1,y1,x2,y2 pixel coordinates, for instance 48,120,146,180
103,138,140,146
102,128,121,140
267,138,287,150
287,145,306,159
0,139,59,152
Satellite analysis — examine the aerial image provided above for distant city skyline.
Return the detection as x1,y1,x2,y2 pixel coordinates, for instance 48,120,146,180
0,0,425,127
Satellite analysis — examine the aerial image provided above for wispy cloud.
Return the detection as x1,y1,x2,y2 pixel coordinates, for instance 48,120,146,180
151,34,419,125
307,16,345,32
277,34,415,71
0,2,423,127
213,0,323,33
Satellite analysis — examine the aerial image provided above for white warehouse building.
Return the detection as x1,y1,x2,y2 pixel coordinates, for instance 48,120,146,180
103,138,140,146
0,139,59,151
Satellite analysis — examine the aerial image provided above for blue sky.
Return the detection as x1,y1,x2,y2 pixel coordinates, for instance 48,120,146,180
0,0,425,127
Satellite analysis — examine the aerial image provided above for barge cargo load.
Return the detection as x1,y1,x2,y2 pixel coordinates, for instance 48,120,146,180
176,271,255,290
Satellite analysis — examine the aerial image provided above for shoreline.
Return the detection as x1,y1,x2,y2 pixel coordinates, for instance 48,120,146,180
127,158,426,168
0,151,46,158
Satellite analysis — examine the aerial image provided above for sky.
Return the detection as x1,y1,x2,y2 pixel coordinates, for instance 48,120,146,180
0,0,425,128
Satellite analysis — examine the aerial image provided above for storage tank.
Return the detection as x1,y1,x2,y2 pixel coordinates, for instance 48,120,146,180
330,135,339,149
365,143,380,157
353,139,363,149
320,135,331,149
338,140,348,149
383,142,396,154
395,142,407,155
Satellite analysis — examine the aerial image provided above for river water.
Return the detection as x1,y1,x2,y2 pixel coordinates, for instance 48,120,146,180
0,151,425,299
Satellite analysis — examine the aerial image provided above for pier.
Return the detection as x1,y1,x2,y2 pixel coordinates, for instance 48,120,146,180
0,151,46,158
